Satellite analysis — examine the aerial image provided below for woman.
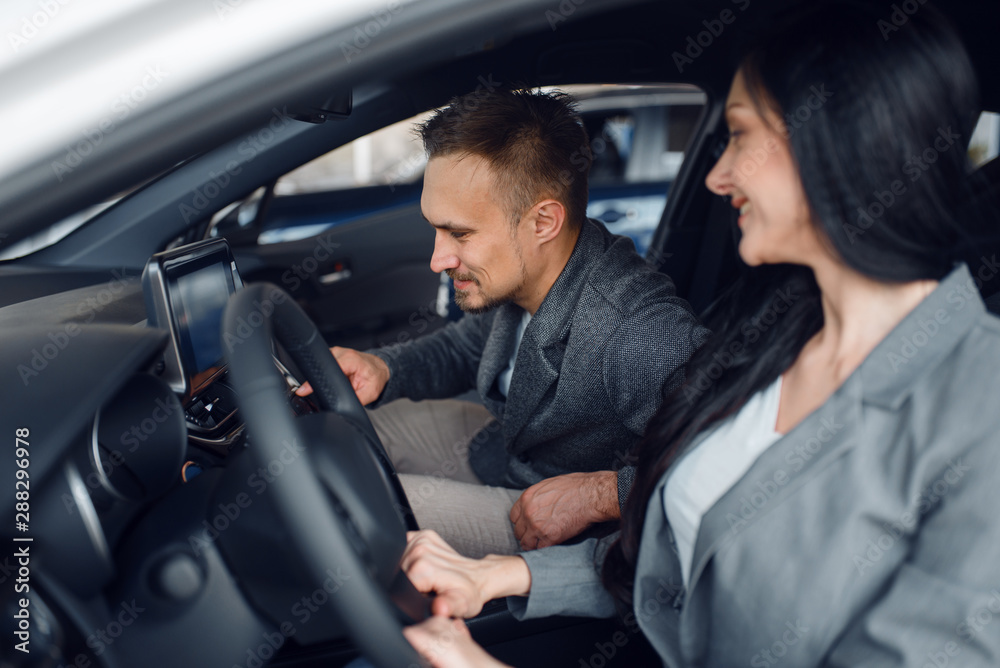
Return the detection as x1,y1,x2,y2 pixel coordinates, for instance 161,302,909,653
400,2,1000,666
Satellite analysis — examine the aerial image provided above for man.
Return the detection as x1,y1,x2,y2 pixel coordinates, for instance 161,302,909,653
323,88,709,558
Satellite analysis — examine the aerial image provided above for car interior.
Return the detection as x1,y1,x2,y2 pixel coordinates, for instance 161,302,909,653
0,0,998,666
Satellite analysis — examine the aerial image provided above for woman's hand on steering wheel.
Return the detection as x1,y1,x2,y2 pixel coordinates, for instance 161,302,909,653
402,530,533,619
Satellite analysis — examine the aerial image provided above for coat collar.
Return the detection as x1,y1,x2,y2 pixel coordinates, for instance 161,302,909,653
858,263,984,409
524,218,609,348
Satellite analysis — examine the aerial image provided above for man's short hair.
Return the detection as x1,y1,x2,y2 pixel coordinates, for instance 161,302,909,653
418,88,592,229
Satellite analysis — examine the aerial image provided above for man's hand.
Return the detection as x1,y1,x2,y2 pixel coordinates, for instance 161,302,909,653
404,617,511,668
295,346,390,405
402,530,531,619
509,471,620,551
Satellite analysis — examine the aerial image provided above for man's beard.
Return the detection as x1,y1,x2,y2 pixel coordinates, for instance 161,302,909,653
447,265,527,315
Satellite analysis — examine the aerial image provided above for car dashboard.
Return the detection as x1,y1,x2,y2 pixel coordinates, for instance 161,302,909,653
0,239,361,666
0,237,636,668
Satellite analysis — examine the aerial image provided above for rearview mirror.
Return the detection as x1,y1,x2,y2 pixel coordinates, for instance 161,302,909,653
289,90,353,123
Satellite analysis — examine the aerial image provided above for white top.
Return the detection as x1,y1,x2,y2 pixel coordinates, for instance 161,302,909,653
498,310,531,398
664,375,784,587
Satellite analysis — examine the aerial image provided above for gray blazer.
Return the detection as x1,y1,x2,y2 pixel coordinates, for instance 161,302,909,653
513,263,1000,666
372,219,709,491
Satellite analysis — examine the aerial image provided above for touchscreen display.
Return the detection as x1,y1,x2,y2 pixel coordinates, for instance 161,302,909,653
143,239,242,396
173,262,232,375
162,250,238,393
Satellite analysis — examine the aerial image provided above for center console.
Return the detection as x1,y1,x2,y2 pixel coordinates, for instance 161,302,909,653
142,239,313,463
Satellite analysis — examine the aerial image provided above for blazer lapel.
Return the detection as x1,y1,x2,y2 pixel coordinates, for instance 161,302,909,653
478,303,524,419
679,379,861,663
501,325,566,445
496,219,607,445
634,475,687,667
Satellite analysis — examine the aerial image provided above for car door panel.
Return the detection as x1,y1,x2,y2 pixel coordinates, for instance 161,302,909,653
232,197,445,352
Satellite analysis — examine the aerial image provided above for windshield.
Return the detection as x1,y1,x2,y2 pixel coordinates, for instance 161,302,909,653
0,161,185,261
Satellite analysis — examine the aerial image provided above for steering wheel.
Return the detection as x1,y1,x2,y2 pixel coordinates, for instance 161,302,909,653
222,282,428,668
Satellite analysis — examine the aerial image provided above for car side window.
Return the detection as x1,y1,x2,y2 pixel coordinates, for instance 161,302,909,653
274,113,434,198
575,86,705,254
262,84,707,255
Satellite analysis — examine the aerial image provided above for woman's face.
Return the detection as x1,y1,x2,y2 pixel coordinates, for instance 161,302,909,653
705,69,823,267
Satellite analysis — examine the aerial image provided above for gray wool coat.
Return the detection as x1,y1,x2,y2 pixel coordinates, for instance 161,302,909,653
512,263,1000,667
371,218,710,494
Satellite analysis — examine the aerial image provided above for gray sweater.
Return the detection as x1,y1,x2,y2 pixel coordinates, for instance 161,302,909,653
372,219,710,498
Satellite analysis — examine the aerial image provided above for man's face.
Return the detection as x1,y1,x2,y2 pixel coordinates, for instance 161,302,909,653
421,154,529,314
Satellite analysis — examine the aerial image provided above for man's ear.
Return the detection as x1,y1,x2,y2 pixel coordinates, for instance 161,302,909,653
530,199,567,245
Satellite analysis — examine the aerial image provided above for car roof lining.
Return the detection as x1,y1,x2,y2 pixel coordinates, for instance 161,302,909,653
28,5,731,268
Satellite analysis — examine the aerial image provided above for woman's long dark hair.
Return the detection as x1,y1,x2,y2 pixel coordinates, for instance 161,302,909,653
603,1,985,609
